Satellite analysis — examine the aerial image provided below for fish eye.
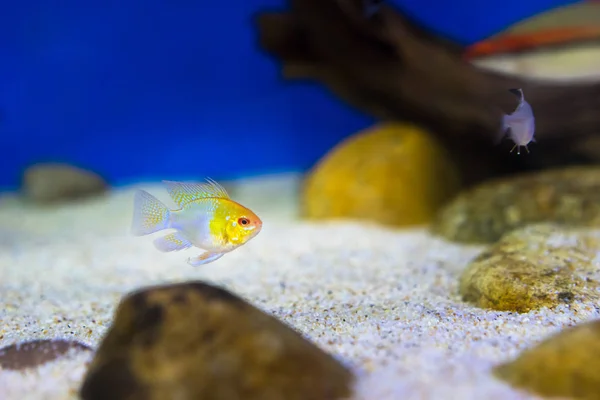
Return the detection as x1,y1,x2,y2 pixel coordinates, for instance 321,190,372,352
238,217,250,226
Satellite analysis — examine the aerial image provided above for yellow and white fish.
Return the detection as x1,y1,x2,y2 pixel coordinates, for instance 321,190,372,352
131,179,262,266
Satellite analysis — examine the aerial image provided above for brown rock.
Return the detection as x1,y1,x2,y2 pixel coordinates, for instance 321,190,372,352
431,166,600,244
22,163,107,204
459,224,600,312
494,319,600,399
0,339,92,370
302,123,462,227
79,281,353,400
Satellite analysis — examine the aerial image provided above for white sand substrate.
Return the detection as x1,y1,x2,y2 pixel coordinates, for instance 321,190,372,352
1,173,598,400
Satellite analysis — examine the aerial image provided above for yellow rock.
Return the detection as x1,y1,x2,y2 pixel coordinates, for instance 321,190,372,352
302,123,462,227
494,319,600,399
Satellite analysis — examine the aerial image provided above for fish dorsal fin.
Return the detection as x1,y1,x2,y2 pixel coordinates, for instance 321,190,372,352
162,178,230,207
508,88,524,110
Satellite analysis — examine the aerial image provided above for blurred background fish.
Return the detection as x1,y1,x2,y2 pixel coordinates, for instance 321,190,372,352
498,89,536,155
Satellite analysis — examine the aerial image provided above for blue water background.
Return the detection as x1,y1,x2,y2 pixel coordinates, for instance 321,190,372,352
0,0,580,189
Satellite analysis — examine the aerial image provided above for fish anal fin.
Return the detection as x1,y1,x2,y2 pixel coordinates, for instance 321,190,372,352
187,251,224,266
153,232,192,253
163,178,230,207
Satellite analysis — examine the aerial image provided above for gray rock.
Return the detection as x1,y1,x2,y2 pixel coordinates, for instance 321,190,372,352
22,163,107,204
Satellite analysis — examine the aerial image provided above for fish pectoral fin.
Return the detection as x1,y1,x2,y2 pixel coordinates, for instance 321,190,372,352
153,232,192,252
187,251,224,267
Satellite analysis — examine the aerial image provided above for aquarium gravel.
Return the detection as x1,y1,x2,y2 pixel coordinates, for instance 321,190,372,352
0,173,598,400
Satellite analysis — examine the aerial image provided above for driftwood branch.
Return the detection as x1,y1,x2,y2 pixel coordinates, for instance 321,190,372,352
255,0,600,186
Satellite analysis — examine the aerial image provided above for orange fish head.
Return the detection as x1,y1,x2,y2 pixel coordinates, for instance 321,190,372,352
237,212,262,236
225,204,263,245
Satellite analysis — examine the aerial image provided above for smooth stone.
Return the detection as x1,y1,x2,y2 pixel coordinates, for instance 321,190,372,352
302,122,462,227
459,224,600,312
80,281,354,400
0,339,92,371
22,163,107,204
494,318,600,399
431,166,600,244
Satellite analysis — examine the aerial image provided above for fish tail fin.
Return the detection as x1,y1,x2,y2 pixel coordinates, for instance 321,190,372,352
131,190,171,236
494,115,509,145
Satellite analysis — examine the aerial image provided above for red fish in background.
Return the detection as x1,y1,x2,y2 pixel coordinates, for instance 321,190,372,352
464,0,600,60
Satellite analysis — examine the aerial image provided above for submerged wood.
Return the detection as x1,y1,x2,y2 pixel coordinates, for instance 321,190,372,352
255,0,600,186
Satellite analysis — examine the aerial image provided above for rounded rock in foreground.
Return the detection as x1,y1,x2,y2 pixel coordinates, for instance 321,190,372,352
22,163,107,204
302,122,462,227
0,339,92,371
459,224,600,312
79,281,353,400
494,319,600,399
431,166,600,244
